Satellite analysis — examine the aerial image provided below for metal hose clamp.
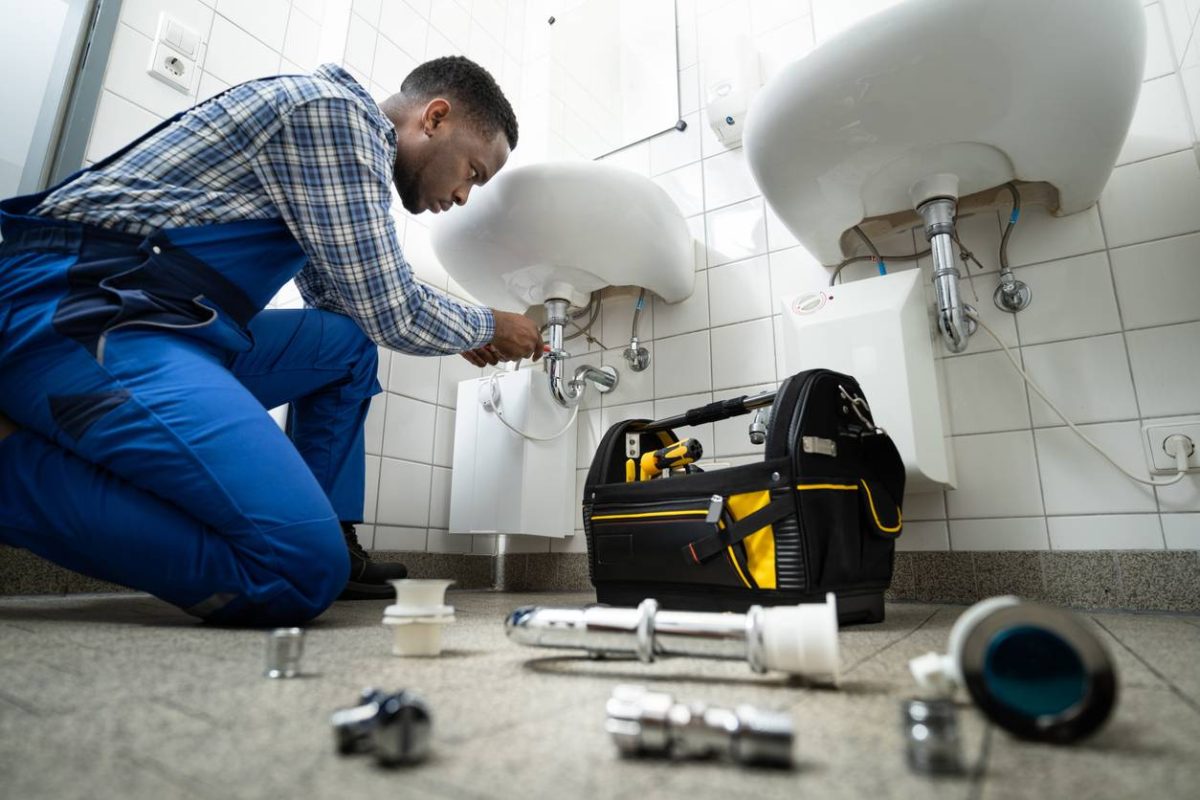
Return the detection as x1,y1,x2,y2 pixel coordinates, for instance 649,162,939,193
635,598,658,663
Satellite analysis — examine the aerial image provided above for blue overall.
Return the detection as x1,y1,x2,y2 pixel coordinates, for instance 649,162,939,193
0,97,382,625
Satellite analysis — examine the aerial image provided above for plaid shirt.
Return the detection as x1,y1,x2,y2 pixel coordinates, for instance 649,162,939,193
32,64,494,356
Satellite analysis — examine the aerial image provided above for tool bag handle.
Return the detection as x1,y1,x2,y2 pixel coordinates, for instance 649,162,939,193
640,390,776,434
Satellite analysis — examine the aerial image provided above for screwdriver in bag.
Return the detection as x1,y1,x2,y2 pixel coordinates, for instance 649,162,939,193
639,438,704,480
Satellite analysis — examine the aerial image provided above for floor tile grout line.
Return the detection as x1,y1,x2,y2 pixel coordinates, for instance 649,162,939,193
843,608,941,675
1091,616,1200,717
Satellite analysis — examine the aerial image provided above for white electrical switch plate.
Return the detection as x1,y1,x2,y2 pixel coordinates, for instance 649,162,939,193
147,13,200,93
1142,421,1200,473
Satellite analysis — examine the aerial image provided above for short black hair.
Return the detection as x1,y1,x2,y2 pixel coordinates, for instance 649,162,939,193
401,56,518,150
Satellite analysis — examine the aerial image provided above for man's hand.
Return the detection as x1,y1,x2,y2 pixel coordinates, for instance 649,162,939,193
461,309,543,367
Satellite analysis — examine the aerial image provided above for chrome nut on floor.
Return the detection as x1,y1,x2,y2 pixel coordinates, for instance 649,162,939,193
605,685,794,768
330,689,433,767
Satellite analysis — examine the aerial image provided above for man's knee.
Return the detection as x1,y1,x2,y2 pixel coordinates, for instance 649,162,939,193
208,517,349,626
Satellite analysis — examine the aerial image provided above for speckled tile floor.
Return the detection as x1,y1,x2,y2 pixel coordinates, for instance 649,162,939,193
0,591,1197,800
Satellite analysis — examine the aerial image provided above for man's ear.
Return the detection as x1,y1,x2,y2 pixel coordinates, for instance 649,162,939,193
422,98,452,137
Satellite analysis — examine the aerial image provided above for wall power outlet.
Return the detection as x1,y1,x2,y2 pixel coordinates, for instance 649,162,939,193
1142,421,1200,474
146,13,200,94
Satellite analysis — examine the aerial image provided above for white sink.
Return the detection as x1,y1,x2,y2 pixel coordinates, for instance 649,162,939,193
430,161,694,312
744,0,1144,266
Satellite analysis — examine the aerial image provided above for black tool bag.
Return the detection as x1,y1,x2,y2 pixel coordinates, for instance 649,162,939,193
582,369,906,625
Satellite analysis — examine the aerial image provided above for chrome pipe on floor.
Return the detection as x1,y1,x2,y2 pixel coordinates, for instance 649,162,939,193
504,596,840,681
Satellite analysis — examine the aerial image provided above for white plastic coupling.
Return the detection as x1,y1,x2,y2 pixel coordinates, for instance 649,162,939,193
382,579,456,657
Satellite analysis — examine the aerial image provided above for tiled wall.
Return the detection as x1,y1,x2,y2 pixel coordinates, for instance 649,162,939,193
487,0,1200,557
78,0,1199,559
335,0,527,557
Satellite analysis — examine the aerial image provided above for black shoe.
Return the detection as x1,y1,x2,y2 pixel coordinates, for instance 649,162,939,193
338,522,407,601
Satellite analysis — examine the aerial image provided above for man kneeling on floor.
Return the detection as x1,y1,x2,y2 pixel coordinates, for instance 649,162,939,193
0,57,542,625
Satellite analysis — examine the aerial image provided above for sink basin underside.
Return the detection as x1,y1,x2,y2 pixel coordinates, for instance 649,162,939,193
431,161,694,312
744,0,1145,266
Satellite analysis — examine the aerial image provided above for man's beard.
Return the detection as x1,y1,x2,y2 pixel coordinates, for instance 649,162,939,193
393,161,422,213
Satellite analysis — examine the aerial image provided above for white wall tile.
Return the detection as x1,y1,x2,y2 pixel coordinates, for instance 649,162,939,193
601,286,653,348
649,112,701,175
344,12,379,74
357,524,377,550
382,393,437,461
352,0,381,25
430,0,471,49
1110,232,1200,329
374,525,428,549
1099,150,1200,247
652,162,704,218
600,400,656,434
576,408,603,469
376,457,432,526
432,406,455,467
283,7,322,69
710,317,775,390
1022,334,1140,427
1126,321,1200,417
372,34,418,94
1048,514,1164,550
216,0,290,50
754,16,815,82
499,534,550,554
429,466,451,528
364,453,381,523
652,331,712,397
205,13,281,85
427,528,472,553
472,533,497,555
438,354,481,406
707,256,772,327
705,197,767,267
654,270,710,338
85,90,162,163
903,490,946,521
380,0,429,58
943,350,1031,435
1004,204,1105,268
946,432,1044,518
196,71,231,102
1144,2,1176,80
1116,74,1193,165
1162,513,1200,548
120,0,215,41
364,394,387,455
895,521,949,552
767,245,827,299
551,529,589,553
600,139,651,176
1036,422,1159,514
702,147,758,210
388,350,441,403
949,517,1049,551
1012,253,1122,344
679,63,700,117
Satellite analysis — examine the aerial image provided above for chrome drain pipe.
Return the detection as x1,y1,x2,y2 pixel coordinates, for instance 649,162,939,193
917,197,975,353
504,596,840,681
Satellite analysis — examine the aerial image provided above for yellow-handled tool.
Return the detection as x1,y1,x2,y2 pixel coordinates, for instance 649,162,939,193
639,438,704,480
